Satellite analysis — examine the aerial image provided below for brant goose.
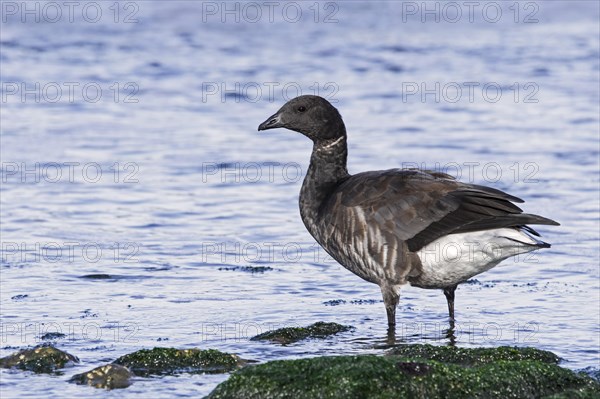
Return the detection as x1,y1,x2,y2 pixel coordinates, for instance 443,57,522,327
258,95,559,328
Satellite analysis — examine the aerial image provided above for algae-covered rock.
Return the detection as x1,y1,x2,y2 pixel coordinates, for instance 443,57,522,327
323,299,346,306
387,343,560,365
545,387,600,399
40,332,67,341
250,322,353,344
207,345,600,399
579,366,600,382
0,345,79,373
69,364,133,389
112,347,246,376
218,266,273,273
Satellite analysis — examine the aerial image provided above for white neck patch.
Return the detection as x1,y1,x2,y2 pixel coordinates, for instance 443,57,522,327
319,136,344,151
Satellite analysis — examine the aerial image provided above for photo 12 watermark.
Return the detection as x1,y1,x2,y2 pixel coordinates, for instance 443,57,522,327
0,321,140,344
397,320,540,343
1,162,140,184
199,1,339,23
399,162,540,184
1,241,141,264
195,320,540,343
401,82,539,104
1,82,140,104
198,239,542,266
400,1,540,24
198,161,540,185
1,1,140,24
200,241,335,264
198,321,316,342
201,81,339,103
201,162,303,184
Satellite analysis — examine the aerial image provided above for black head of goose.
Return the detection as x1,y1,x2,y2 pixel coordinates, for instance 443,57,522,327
258,95,559,329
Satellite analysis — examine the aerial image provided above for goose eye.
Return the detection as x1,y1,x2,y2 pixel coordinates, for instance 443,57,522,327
297,106,306,112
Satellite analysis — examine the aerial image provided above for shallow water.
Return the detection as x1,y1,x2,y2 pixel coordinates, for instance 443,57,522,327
1,1,599,397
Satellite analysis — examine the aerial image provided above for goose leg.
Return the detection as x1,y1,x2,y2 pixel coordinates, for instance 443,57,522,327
443,284,458,326
381,286,400,328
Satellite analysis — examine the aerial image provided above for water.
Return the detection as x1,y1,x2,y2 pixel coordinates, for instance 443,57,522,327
1,1,599,397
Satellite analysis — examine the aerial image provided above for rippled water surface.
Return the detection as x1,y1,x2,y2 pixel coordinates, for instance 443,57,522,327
1,1,599,397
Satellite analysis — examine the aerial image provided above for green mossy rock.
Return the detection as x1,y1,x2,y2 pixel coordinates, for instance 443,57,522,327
250,322,353,344
0,345,79,374
386,343,560,365
207,345,599,399
69,364,133,389
544,387,600,399
112,347,246,376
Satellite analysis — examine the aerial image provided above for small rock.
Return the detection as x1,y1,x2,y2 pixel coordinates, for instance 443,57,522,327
250,322,353,344
323,299,346,306
0,345,79,373
113,347,247,376
80,309,98,318
218,266,273,273
79,274,114,279
349,299,381,305
40,332,67,341
69,364,133,389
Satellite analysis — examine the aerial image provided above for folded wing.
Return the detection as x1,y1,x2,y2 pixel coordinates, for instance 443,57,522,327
321,169,559,253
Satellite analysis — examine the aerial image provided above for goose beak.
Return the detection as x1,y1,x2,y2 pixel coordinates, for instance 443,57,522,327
258,112,283,131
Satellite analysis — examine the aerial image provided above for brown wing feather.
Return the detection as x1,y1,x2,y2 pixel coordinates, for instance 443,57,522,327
320,169,559,254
